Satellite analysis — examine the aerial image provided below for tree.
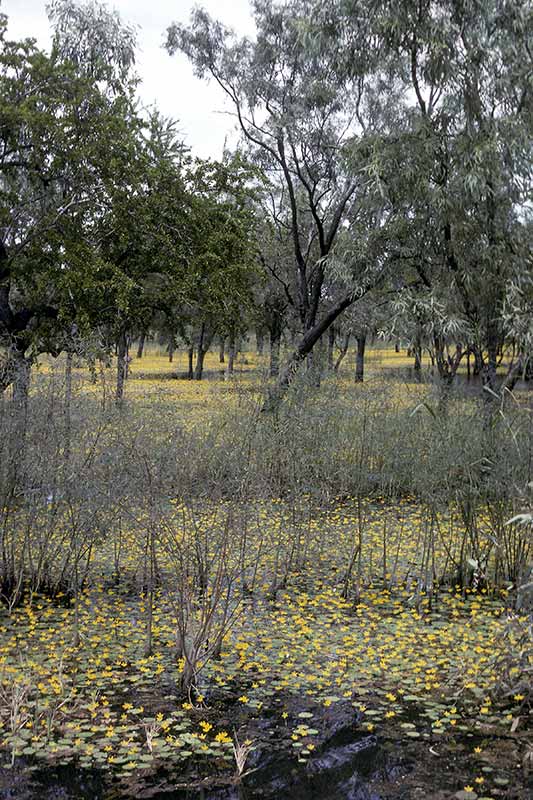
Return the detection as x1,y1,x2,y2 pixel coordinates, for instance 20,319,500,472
166,0,398,401
360,0,533,399
0,11,140,396
177,155,259,382
47,0,137,92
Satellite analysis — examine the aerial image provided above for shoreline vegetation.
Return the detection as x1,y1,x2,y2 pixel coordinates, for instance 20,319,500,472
0,344,530,799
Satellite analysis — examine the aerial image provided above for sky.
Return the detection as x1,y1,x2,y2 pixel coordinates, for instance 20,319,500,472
2,0,256,158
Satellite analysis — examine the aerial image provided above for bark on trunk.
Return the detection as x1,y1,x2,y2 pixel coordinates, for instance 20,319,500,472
116,328,128,406
194,324,214,381
473,346,483,377
219,337,225,364
264,290,359,410
187,346,194,380
334,332,351,373
12,350,31,411
226,332,235,378
355,335,366,382
413,344,422,374
64,351,73,464
269,329,281,378
194,348,206,380
136,332,146,359
482,329,499,397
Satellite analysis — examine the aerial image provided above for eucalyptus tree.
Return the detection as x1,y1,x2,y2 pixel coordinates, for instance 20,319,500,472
355,0,533,397
166,0,401,399
253,209,295,377
47,0,137,92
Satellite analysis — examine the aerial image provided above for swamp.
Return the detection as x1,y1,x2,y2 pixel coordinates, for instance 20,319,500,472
0,0,532,798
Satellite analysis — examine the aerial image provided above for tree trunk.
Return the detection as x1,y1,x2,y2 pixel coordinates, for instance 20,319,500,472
12,350,31,411
501,352,525,396
256,328,264,356
7,348,31,493
116,327,128,406
355,335,366,382
226,331,235,378
413,344,422,375
64,351,73,465
264,290,359,411
482,328,499,397
334,332,351,373
136,332,146,359
194,338,206,381
194,324,214,381
473,346,483,377
269,328,281,378
187,346,194,380
219,336,225,364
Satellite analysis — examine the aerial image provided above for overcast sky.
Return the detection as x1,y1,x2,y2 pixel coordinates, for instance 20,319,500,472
2,0,255,158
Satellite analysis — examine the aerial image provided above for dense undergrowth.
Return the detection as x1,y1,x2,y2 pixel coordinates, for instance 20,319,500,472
0,347,531,798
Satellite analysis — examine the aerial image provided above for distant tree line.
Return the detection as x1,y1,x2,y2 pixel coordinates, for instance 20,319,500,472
1,0,532,406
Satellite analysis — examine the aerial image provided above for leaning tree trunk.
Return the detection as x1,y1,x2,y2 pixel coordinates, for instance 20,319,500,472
334,332,351,373
263,291,360,411
355,335,366,382
136,332,146,359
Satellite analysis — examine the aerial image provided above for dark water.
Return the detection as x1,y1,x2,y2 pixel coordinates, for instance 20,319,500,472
0,718,411,800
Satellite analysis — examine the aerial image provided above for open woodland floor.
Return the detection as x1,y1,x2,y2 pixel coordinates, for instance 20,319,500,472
0,346,531,800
